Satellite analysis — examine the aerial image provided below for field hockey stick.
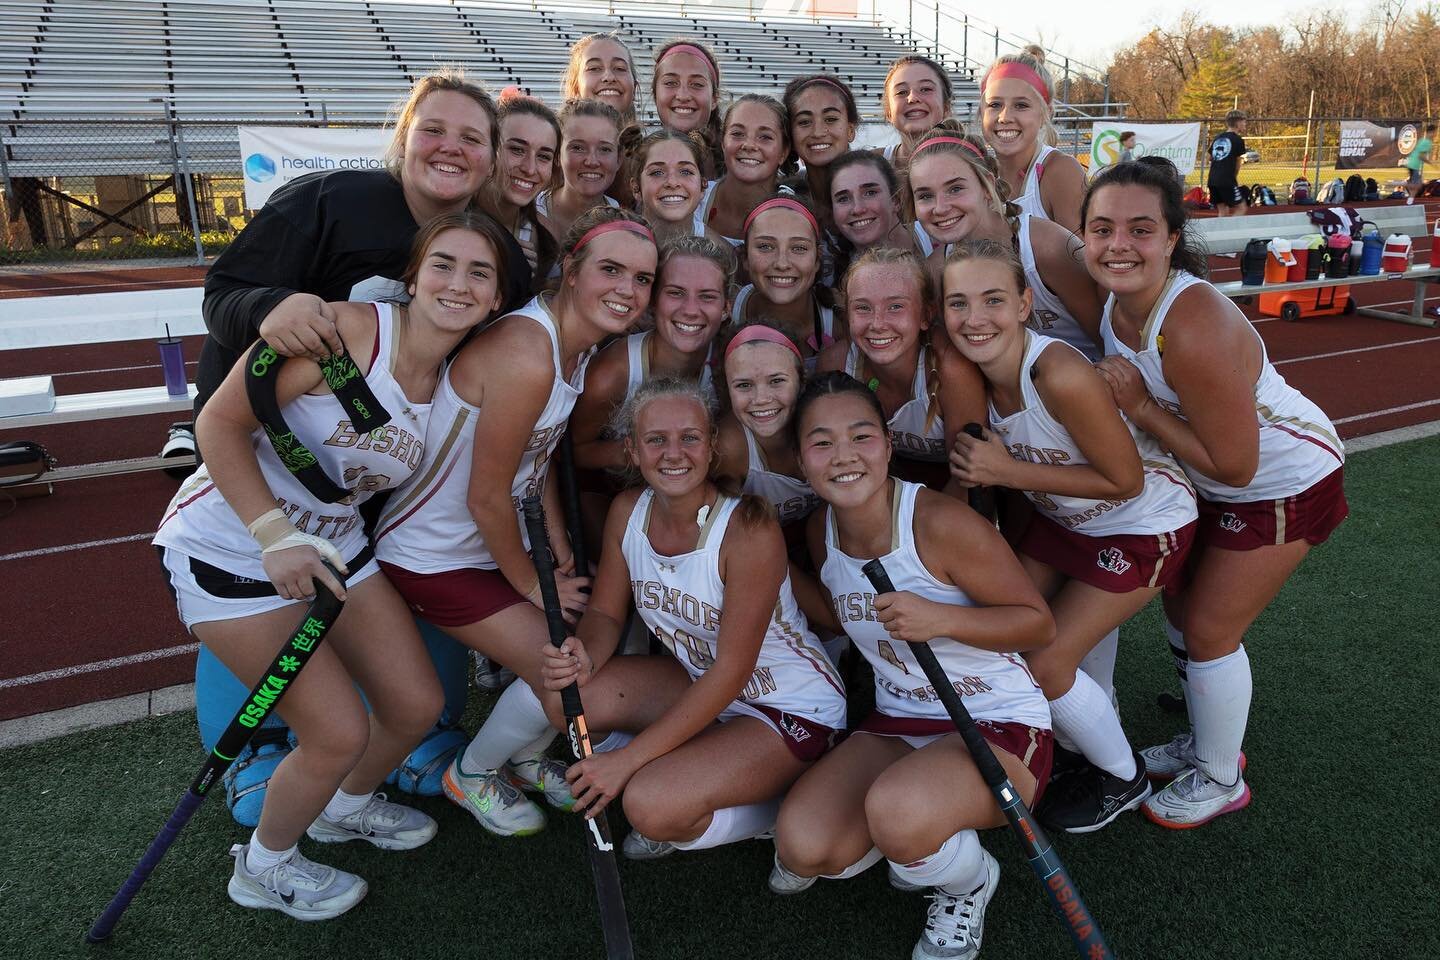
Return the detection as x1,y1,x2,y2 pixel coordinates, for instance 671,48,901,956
86,562,346,943
860,559,1111,960
961,422,999,525
556,431,589,576
522,496,634,960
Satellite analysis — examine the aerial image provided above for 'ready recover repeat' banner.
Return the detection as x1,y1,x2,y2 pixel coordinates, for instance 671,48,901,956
238,127,390,209
1336,120,1426,170
1089,122,1202,176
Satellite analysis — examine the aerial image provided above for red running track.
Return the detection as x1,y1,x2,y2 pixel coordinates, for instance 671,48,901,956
2,221,1439,721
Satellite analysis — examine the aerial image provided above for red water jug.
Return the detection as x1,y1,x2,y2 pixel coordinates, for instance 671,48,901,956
1381,234,1411,274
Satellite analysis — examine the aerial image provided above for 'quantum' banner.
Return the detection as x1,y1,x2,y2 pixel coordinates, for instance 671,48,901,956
238,127,389,209
1089,123,1202,177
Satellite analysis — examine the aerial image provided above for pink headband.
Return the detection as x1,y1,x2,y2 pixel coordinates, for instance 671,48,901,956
981,62,1051,105
571,219,655,254
743,197,820,238
724,325,802,362
802,75,851,100
657,44,717,83
914,136,984,160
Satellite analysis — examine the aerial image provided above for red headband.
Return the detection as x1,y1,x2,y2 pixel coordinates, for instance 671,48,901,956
571,219,655,254
802,75,851,100
724,324,802,362
658,43,717,83
743,197,820,238
913,136,985,160
981,62,1051,105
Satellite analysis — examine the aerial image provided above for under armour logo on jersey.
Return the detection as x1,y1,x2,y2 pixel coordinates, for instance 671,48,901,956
1219,512,1247,533
656,560,678,573
1096,547,1133,575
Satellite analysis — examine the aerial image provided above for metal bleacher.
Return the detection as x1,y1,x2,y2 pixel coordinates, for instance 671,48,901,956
0,0,975,181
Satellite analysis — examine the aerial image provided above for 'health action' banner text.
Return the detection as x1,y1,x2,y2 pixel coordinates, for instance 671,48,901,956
239,127,389,209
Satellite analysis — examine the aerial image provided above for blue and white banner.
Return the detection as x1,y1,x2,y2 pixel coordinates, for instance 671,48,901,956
238,127,389,209
1089,122,1201,176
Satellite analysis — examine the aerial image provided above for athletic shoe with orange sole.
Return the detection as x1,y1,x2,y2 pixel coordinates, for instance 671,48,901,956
1142,767,1251,829
441,758,545,837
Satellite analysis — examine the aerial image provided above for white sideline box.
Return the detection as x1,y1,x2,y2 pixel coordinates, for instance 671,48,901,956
0,288,205,350
0,375,56,417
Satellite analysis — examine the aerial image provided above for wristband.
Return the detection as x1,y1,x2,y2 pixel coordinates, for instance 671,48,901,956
248,508,349,573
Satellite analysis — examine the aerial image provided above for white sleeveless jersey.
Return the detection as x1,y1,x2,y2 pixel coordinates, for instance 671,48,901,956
623,490,847,726
156,303,427,578
623,331,717,406
1012,142,1058,222
741,426,820,526
843,343,945,462
1101,272,1344,503
1017,213,1099,360
696,180,794,249
731,285,834,376
912,220,946,259
535,190,620,220
374,296,593,572
989,331,1196,536
821,480,1049,727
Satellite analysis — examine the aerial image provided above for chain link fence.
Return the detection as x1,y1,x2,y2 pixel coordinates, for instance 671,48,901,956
0,114,383,268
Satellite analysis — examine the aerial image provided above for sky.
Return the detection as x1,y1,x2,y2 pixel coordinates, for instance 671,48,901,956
869,0,1380,71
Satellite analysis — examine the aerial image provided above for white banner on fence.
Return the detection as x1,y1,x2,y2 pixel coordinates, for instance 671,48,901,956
1089,123,1202,176
238,127,390,209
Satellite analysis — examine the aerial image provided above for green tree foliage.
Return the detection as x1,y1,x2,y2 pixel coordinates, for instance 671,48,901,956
1177,39,1247,118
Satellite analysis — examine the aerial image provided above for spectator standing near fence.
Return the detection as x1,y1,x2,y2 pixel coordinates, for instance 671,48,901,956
1406,123,1434,203
1206,110,1248,217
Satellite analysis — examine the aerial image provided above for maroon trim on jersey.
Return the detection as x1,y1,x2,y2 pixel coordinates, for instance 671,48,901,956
369,302,382,369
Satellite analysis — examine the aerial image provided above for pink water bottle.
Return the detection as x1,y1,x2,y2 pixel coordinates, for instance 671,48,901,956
1381,233,1412,274
1431,218,1440,268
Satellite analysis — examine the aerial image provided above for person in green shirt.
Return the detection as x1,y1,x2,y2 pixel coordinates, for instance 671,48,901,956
1406,122,1434,202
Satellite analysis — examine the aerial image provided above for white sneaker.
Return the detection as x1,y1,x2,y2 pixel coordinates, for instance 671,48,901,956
1143,767,1251,829
1140,733,1247,784
622,831,676,861
505,756,576,812
441,759,546,837
306,793,437,850
911,850,999,960
227,844,367,921
890,864,924,891
767,851,816,895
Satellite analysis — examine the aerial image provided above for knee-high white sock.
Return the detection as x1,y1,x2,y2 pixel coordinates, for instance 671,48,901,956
509,728,558,766
819,846,884,880
1187,645,1251,786
459,681,552,776
1078,628,1120,708
888,830,987,895
1165,617,1196,730
1049,671,1136,780
670,799,780,851
592,731,635,754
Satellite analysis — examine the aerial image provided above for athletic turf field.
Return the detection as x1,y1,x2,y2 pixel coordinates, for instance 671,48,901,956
4,436,1436,960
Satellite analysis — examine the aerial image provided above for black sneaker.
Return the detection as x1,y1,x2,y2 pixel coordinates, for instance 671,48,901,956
1035,750,1151,834
1046,744,1090,786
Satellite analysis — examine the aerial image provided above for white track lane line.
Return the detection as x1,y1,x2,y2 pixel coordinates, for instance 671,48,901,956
1275,336,1440,365
0,532,152,562
0,643,199,689
1334,398,1440,425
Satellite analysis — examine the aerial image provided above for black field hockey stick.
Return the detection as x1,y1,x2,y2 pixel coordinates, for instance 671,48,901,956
86,563,346,943
860,559,1111,960
556,431,590,576
522,496,634,960
962,422,999,525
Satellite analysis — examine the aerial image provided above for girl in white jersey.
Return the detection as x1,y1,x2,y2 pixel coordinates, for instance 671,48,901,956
732,196,841,374
540,377,846,862
373,208,658,839
772,372,1054,960
489,93,560,282
980,47,1085,232
907,127,1103,360
154,213,510,921
945,239,1200,834
630,130,727,247
1084,160,1347,829
572,235,733,474
537,99,623,248
714,320,818,529
817,247,985,480
699,95,794,254
879,55,954,174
